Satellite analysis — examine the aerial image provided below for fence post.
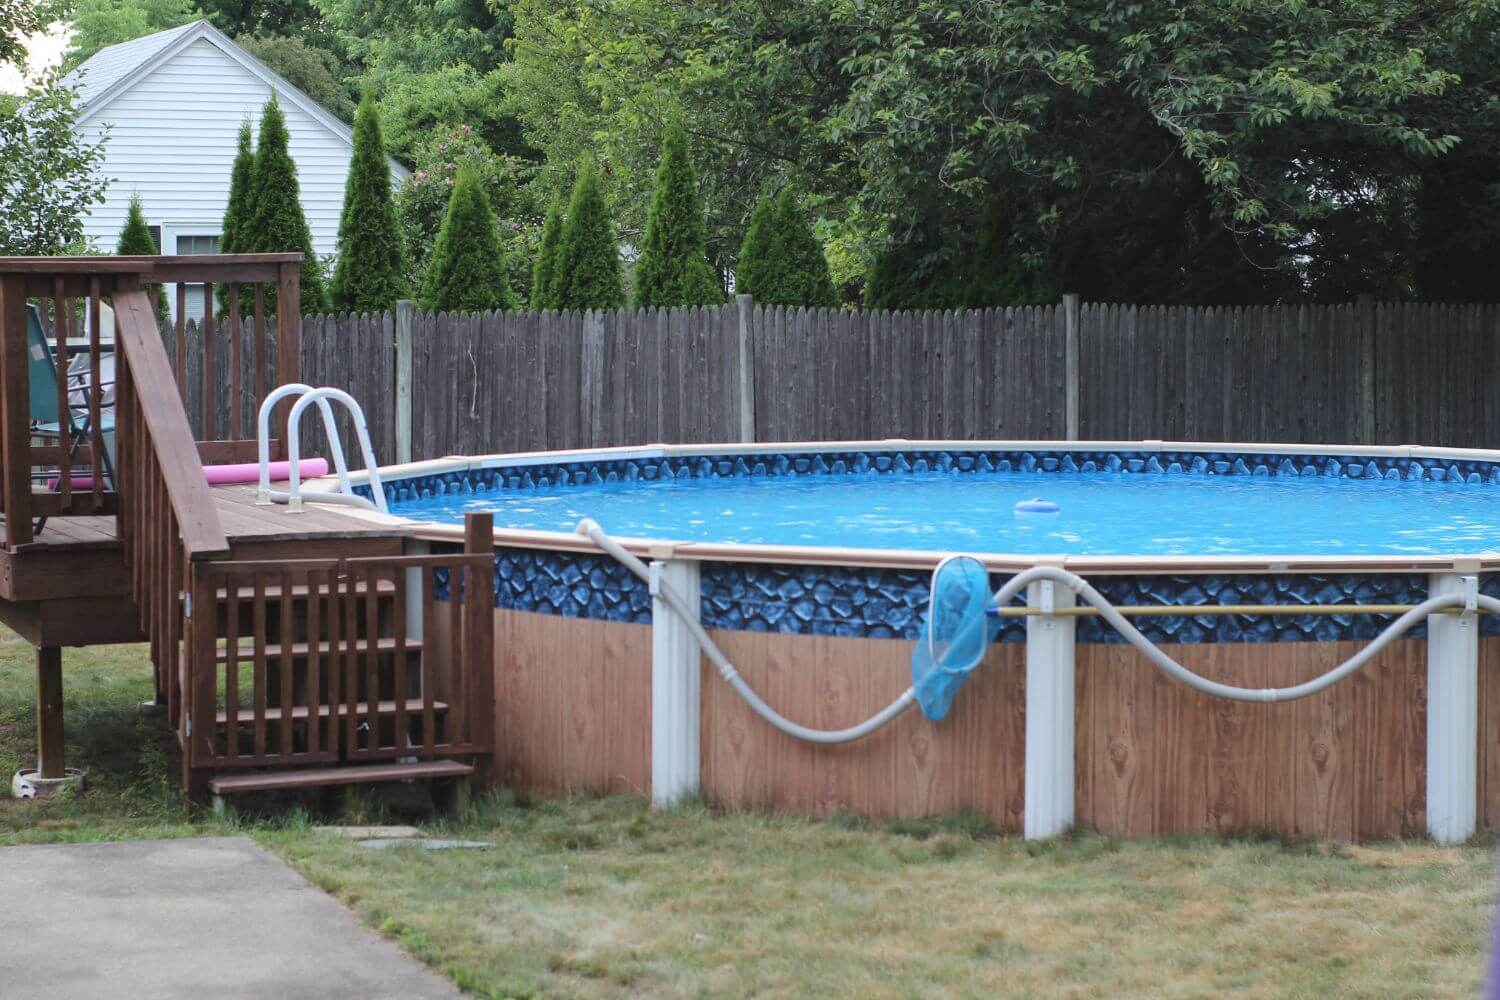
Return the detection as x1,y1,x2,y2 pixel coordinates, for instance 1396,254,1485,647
1063,293,1080,440
1024,577,1076,839
1357,293,1376,444
582,309,605,447
1427,571,1478,844
394,299,414,465
651,556,702,806
735,294,756,443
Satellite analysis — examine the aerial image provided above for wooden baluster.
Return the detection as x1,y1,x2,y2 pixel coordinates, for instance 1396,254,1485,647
201,281,214,440
278,568,294,758
189,564,217,787
324,565,342,757
343,561,359,756
306,567,322,758
229,285,241,440
275,263,301,459
421,565,437,749
252,572,267,758
254,284,266,410
174,284,186,390
391,567,408,756
363,563,380,753
225,572,239,762
0,276,30,545
87,278,103,508
52,280,71,508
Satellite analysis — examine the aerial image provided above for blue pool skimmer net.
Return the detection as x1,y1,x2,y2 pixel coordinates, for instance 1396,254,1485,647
910,555,1001,720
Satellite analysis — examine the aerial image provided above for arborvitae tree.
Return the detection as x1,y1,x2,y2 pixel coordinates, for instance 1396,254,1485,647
530,196,562,309
247,94,328,314
632,117,722,307
222,121,255,254
773,188,837,307
331,93,407,311
551,162,625,310
735,196,775,299
420,166,515,312
116,193,168,320
216,120,255,316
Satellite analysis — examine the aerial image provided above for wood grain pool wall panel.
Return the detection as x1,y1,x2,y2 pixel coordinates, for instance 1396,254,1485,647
699,631,1028,830
492,609,652,797
1076,639,1426,840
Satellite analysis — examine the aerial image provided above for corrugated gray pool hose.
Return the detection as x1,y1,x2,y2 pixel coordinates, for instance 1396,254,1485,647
578,520,1496,741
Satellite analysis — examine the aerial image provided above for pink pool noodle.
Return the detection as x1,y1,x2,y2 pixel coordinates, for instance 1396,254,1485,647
50,457,329,490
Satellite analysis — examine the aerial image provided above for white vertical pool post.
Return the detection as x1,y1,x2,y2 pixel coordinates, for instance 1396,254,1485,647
1025,578,1077,839
1427,572,1479,845
651,558,702,806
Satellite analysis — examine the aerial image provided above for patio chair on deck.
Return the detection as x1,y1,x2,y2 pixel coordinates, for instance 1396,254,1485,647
25,304,116,533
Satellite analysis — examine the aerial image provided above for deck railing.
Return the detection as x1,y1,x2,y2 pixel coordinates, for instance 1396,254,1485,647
186,531,496,774
0,254,303,549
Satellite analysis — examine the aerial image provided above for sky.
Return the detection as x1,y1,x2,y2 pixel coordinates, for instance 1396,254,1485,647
0,24,70,94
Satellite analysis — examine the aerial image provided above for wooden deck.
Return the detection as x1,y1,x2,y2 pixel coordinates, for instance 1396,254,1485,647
0,483,407,646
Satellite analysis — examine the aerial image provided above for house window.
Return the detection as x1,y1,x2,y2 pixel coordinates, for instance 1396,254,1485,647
176,234,221,323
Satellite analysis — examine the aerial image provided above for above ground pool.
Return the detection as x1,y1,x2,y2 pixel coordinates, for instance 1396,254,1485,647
340,442,1500,843
376,444,1500,559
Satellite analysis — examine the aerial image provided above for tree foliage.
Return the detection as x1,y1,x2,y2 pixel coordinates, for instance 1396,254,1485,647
331,93,407,310
550,163,625,310
1,0,43,71
220,120,254,253
58,0,197,72
632,116,721,307
117,193,171,318
246,95,328,312
504,0,1500,304
0,76,109,255
530,196,562,310
735,189,836,306
238,35,355,121
420,165,515,311
396,124,541,304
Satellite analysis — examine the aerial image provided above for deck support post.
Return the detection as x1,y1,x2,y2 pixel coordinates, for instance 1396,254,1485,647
1427,572,1478,845
35,646,64,779
1024,579,1076,839
651,558,701,807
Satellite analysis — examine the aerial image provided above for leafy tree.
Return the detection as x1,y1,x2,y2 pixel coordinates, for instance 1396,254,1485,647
116,193,170,319
420,166,515,312
632,116,721,307
377,65,532,164
0,76,109,254
195,0,328,40
395,124,541,304
1,0,43,71
58,0,197,72
550,162,624,310
330,92,406,311
530,197,562,309
246,94,328,312
504,0,1500,304
238,35,355,121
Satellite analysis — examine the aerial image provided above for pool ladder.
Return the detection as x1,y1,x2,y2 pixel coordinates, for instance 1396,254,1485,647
255,384,388,514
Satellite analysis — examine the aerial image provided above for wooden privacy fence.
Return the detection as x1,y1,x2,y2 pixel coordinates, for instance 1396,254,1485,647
164,296,1500,466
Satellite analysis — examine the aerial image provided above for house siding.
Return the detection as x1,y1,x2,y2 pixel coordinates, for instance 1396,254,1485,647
76,35,400,263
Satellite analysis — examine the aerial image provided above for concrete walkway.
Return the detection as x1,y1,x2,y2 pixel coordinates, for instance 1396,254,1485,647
0,837,463,999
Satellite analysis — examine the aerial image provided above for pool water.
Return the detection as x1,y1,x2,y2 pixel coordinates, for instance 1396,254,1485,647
389,470,1500,556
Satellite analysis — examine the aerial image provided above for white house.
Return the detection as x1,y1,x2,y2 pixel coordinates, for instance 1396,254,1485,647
63,20,408,316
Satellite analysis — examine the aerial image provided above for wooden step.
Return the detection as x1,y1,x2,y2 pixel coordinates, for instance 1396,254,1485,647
216,636,422,662
208,759,473,796
215,698,449,725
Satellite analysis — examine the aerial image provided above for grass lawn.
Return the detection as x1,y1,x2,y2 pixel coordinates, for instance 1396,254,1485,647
1,626,1495,998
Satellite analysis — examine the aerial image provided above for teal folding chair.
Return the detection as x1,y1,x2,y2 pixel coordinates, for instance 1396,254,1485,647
26,304,116,531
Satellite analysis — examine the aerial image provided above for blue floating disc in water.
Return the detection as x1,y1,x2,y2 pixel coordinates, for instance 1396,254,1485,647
1014,497,1060,514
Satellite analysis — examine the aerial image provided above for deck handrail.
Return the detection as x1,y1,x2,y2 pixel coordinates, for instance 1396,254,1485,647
113,290,229,560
